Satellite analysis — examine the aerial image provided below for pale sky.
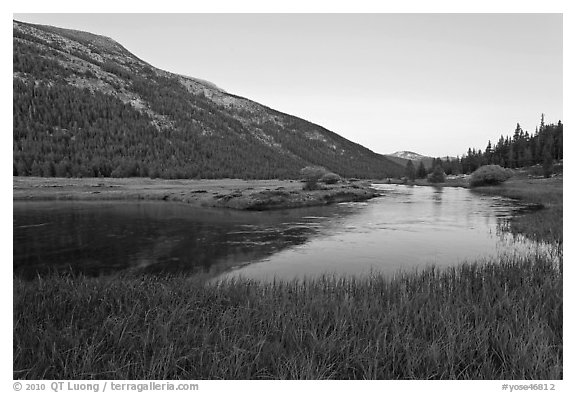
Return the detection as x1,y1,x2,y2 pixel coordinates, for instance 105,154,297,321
14,13,563,158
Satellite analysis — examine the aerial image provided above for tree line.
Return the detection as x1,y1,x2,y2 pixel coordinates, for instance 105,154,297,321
404,115,562,180
459,116,562,174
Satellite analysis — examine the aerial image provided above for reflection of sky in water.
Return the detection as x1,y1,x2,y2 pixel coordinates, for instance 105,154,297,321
13,185,556,281
217,184,558,282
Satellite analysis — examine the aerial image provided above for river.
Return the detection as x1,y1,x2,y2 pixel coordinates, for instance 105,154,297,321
13,184,547,281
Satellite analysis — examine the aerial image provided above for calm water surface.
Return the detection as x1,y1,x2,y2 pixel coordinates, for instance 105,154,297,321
13,184,545,281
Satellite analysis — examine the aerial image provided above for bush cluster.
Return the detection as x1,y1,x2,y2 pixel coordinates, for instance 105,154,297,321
300,166,340,190
469,165,513,187
320,172,341,185
427,165,446,183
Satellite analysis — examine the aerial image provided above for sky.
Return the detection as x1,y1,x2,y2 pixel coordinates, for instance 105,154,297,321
13,13,563,158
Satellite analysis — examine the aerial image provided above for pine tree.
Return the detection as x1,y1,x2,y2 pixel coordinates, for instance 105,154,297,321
416,161,427,179
30,160,42,177
542,147,553,178
443,157,453,175
485,141,493,164
405,160,416,181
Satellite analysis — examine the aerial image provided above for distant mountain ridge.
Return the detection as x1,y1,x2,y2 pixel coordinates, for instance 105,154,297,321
388,151,427,161
385,151,457,169
13,20,404,179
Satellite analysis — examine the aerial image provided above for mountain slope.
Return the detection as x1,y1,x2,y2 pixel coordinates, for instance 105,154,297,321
13,20,404,179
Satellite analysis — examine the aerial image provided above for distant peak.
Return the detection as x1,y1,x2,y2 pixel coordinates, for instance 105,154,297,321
388,151,425,160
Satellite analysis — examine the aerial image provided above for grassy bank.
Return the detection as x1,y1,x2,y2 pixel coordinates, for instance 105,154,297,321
471,177,563,244
13,176,377,210
14,251,561,380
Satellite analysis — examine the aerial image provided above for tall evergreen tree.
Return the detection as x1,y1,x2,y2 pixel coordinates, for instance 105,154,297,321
416,161,427,179
542,147,553,178
405,160,416,181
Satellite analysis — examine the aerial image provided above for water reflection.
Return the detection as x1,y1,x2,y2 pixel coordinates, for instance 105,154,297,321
431,186,443,201
13,185,551,281
13,201,354,279
217,184,554,282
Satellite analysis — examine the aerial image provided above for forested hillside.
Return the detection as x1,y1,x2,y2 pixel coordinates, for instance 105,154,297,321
13,20,404,179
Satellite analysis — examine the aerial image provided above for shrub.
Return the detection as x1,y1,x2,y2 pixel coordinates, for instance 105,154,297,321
527,165,544,177
469,165,513,187
300,166,329,190
320,172,341,185
427,165,446,183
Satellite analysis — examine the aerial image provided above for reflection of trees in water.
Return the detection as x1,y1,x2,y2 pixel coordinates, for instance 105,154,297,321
431,186,443,202
431,187,443,220
134,224,318,276
14,201,354,279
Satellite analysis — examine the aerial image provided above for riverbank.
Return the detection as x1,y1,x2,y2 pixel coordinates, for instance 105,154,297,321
471,176,563,244
13,177,378,210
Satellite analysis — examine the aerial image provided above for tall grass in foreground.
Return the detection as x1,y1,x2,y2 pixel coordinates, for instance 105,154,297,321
14,253,562,380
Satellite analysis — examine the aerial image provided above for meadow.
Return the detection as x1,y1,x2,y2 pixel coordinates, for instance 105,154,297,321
13,176,562,380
